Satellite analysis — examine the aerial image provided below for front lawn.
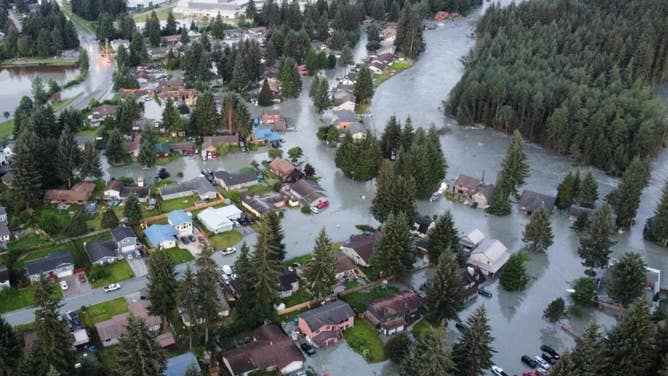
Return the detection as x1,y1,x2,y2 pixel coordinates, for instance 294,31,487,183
160,196,196,212
343,320,386,362
281,288,313,307
7,233,50,252
411,319,434,340
0,284,63,313
284,254,313,267
80,297,129,327
166,247,194,264
209,230,243,250
343,285,400,312
90,261,135,288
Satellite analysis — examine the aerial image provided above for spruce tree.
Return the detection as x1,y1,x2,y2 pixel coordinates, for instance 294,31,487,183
335,132,356,176
423,252,465,325
353,132,381,180
33,276,74,375
603,300,653,376
138,127,157,168
101,208,119,229
607,156,650,230
116,315,166,376
647,180,668,246
354,65,374,104
248,224,280,323
165,10,178,35
452,306,495,376
556,172,577,209
278,56,302,97
500,251,529,291
503,130,530,196
146,11,161,47
486,182,511,216
191,91,218,137
577,204,616,273
548,352,575,376
79,142,102,179
395,128,443,199
230,58,249,91
571,277,595,306
340,45,353,66
303,229,336,298
146,249,178,328
106,129,124,165
428,211,464,265
577,171,598,207
379,115,402,159
178,265,198,350
395,5,424,58
522,207,554,252
371,161,416,223
264,213,286,263
0,316,21,376
542,297,566,325
312,77,330,112
258,79,273,106
400,324,455,376
10,125,42,210
426,125,447,189
571,321,604,376
56,125,81,188
607,252,646,307
371,212,414,278
123,194,143,226
194,247,222,345
161,99,183,131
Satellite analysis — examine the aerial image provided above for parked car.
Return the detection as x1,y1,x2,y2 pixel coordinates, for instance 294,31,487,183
103,283,121,293
540,345,560,360
536,366,549,375
310,207,320,214
316,201,329,209
533,356,551,370
180,236,190,244
522,372,538,376
222,265,233,275
478,287,493,298
541,353,557,365
300,342,316,356
455,322,468,333
78,274,86,283
59,280,69,290
221,247,237,256
491,365,509,376
521,355,538,368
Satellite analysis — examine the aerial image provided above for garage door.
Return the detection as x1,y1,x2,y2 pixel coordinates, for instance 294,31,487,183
56,269,73,278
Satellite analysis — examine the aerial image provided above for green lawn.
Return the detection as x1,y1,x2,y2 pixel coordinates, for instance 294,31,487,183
75,127,101,137
284,254,314,267
343,285,400,312
80,297,129,326
7,232,51,252
343,320,386,362
0,57,78,68
209,230,243,250
90,261,135,288
0,284,63,313
281,288,313,307
239,166,257,174
132,5,180,22
166,247,194,264
0,118,13,141
411,319,434,340
160,196,196,212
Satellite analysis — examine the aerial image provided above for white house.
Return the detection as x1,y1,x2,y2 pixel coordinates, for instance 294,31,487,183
167,210,193,237
467,239,511,276
197,206,242,234
459,229,485,250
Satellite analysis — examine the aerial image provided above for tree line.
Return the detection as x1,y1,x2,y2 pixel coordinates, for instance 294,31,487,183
447,0,668,175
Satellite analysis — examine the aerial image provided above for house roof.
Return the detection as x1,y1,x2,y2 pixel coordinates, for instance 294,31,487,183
468,239,510,274
289,179,326,203
269,158,295,177
333,110,357,122
519,190,556,213
44,182,96,203
168,210,191,226
25,250,73,276
85,239,118,263
91,104,118,118
0,206,6,216
166,352,200,376
197,207,233,230
254,127,281,142
156,332,176,348
95,313,129,342
214,170,257,187
144,224,177,247
366,290,422,322
414,215,433,234
242,195,272,216
111,226,137,242
474,184,494,201
279,269,299,292
222,324,304,375
128,300,162,328
155,142,171,153
460,229,485,248
459,266,485,285
300,301,355,331
160,177,216,198
455,174,481,190
0,223,9,239
335,252,356,274
343,232,380,263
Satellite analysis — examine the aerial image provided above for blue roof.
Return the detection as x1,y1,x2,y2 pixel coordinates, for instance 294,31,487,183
164,352,200,376
167,210,191,226
254,127,281,142
144,224,176,247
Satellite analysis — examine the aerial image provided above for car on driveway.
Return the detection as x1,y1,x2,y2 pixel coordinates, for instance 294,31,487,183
221,265,233,275
221,247,237,256
59,280,69,290
300,342,316,356
478,287,493,298
103,283,121,293
78,274,86,283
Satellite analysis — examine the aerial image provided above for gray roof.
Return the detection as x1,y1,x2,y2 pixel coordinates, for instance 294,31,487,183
160,177,215,197
25,250,73,276
111,226,137,243
86,239,118,263
214,170,257,187
0,206,6,216
0,223,9,239
300,300,354,331
519,190,556,214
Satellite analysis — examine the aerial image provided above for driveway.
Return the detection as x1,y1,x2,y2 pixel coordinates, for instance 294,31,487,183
127,257,148,277
61,272,92,298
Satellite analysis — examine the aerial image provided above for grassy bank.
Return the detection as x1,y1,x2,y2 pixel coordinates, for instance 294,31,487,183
132,5,181,22
343,320,386,362
0,57,78,68
375,60,414,87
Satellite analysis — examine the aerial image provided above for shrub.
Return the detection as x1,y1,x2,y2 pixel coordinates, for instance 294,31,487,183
385,333,411,363
301,205,311,214
572,277,595,306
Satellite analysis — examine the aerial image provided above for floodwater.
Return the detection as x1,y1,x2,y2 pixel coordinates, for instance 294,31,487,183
0,67,79,115
99,0,668,373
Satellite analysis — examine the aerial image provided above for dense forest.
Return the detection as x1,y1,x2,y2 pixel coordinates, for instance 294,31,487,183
70,0,126,21
446,0,668,175
0,1,79,59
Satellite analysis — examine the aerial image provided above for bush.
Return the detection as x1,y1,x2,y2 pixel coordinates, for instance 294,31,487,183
385,333,411,363
355,224,375,233
301,205,312,214
88,264,111,282
571,277,595,306
226,190,241,203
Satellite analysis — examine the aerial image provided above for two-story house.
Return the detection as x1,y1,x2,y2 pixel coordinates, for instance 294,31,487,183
0,206,9,243
111,226,140,257
298,300,355,348
167,210,193,237
364,290,422,335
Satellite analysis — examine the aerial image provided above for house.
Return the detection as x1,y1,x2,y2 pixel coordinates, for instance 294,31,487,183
221,324,304,376
165,352,201,376
247,26,267,38
335,252,357,281
155,142,171,157
289,179,328,208
214,170,258,191
123,135,141,157
144,224,177,249
298,301,355,348
467,239,510,276
159,87,199,107
454,174,481,196
163,34,182,45
333,110,359,129
159,177,218,201
88,104,118,124
278,269,299,299
44,182,96,204
338,122,369,141
252,126,282,144
180,287,230,326
332,87,355,112
167,210,193,237
197,206,242,234
364,290,422,335
85,239,121,265
260,111,287,132
95,300,162,347
470,184,494,209
341,232,380,267
171,142,196,156
0,266,10,289
147,46,169,59
201,135,239,160
459,266,485,302
129,300,162,331
568,204,595,220
0,223,9,243
241,195,273,218
518,190,556,215
269,158,296,180
25,250,74,282
459,229,485,250
111,226,140,257
0,205,8,223
413,215,434,236
104,178,150,202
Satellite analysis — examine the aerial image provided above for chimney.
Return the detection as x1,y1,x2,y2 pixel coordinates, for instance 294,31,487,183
137,176,144,187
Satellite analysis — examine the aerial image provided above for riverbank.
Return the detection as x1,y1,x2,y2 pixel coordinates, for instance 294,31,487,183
131,4,181,22
0,57,78,69
0,93,82,140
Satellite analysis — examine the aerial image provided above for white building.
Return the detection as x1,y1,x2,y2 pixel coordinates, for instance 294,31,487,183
197,206,242,234
467,239,511,276
127,0,167,11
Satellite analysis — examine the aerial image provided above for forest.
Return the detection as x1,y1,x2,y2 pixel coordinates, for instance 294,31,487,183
70,0,127,21
446,0,668,175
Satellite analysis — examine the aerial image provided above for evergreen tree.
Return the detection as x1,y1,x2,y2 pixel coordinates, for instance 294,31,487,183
428,211,463,265
311,76,330,112
570,321,604,376
263,213,286,263
278,56,302,97
245,0,258,22
371,212,414,277
371,161,417,223
161,99,183,131
10,125,42,210
354,65,374,104
366,22,381,52
105,129,124,165
647,180,668,246
571,277,595,306
603,300,653,376
607,252,646,307
178,266,198,350
33,276,74,375
577,204,616,272
303,229,336,298
165,10,178,35
607,156,650,230
394,127,446,199
230,58,249,91
116,315,166,376
138,127,157,168
452,306,495,376
340,45,353,66
100,209,119,229
353,132,382,180
146,11,161,47
542,298,566,325
555,172,578,209
246,224,280,323
129,30,147,67
96,12,115,41
380,115,402,159
499,251,529,291
0,316,22,376
147,249,178,328
395,6,424,58
425,125,447,187
79,142,102,179
400,324,455,376
123,194,143,226
258,79,273,106
577,171,598,208
503,130,530,196
423,252,465,325
220,93,251,138
191,91,218,137
522,208,554,252
548,352,575,376
194,247,223,345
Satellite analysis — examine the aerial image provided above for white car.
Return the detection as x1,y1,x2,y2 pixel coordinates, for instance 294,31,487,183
491,365,508,376
221,247,237,256
221,265,233,276
534,355,551,370
103,283,121,293
310,207,320,214
59,280,69,291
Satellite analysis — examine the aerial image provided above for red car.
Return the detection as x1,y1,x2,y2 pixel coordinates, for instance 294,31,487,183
78,274,86,283
316,200,329,209
523,372,538,376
